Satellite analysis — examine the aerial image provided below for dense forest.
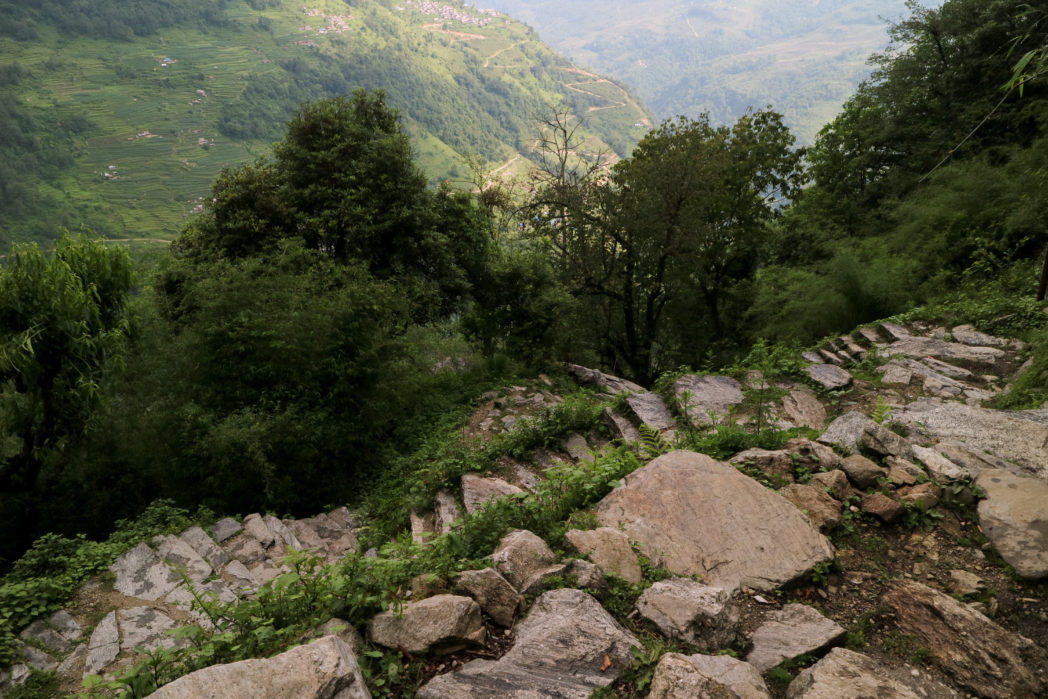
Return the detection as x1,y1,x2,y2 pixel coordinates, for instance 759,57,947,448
0,2,1047,684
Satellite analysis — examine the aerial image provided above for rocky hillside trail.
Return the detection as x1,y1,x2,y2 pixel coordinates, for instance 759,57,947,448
3,319,1048,697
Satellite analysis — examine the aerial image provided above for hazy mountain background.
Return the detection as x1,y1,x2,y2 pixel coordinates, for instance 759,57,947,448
482,0,938,143
0,0,651,246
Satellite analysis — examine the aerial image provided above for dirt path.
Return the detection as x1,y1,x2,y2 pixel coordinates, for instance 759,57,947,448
483,40,525,68
564,66,651,127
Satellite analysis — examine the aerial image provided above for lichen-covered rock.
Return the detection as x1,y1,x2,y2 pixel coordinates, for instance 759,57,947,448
109,543,181,601
636,578,740,649
817,412,876,455
417,589,639,698
595,451,834,591
370,595,485,656
150,635,370,699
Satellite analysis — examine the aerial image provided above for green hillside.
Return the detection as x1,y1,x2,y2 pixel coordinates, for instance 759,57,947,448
0,0,652,246
483,0,926,144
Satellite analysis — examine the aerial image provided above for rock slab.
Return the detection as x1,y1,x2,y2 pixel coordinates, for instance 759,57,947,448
150,635,370,699
975,469,1048,579
649,653,770,699
788,647,958,698
595,451,834,591
417,589,639,698
636,578,740,649
370,595,485,656
746,604,845,671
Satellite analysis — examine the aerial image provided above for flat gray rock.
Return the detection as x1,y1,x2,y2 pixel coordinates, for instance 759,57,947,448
788,648,958,698
976,469,1048,579
150,635,370,699
891,400,1048,479
110,543,181,601
152,534,213,583
673,375,744,426
84,611,120,676
649,653,770,699
118,606,181,652
746,604,845,671
806,364,852,390
951,324,1010,347
179,526,230,570
911,444,970,483
211,517,242,542
884,336,1005,364
817,411,876,454
417,589,639,698
595,451,834,591
626,392,675,430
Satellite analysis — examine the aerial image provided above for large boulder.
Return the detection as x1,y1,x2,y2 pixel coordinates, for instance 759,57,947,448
461,474,524,515
788,647,958,698
626,392,675,431
648,653,770,699
417,589,640,698
975,469,1048,579
780,385,826,430
370,595,485,656
882,579,1046,698
150,635,370,699
673,375,744,426
890,400,1048,479
636,578,740,649
594,451,834,591
817,412,876,455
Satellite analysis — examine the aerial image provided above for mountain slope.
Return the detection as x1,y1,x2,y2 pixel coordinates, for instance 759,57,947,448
0,0,652,246
483,0,928,144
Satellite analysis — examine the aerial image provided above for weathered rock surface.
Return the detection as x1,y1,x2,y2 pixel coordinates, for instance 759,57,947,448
454,568,523,628
564,527,642,584
150,635,370,699
602,407,642,442
779,484,841,532
910,444,969,483
370,595,485,656
951,324,1012,347
625,392,675,431
563,363,644,395
787,647,959,698
975,469,1048,579
860,492,905,523
648,653,770,699
84,611,119,676
805,364,853,390
110,543,182,601
780,385,826,430
891,400,1048,479
417,589,639,698
882,579,1046,698
729,448,795,484
809,469,853,501
840,454,887,489
491,530,559,592
673,374,744,426
595,451,834,591
859,422,912,459
746,604,845,671
884,335,1006,364
460,473,524,515
817,411,876,454
635,578,740,649
433,490,461,534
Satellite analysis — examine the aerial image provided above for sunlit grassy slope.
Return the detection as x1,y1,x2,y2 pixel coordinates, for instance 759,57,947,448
0,0,652,246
